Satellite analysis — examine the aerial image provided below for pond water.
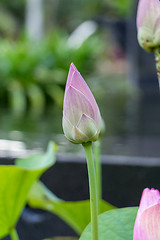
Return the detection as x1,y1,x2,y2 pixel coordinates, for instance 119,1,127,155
1,88,160,159
1,72,160,159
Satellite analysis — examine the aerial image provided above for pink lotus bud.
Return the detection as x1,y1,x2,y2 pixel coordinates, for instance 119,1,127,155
62,63,102,144
133,188,160,240
137,0,160,51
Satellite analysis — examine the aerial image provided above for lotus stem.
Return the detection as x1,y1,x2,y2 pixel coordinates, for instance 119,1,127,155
10,228,19,240
83,142,99,240
154,47,160,88
94,138,102,213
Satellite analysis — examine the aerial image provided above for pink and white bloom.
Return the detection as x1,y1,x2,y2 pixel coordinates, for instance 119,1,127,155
137,0,160,51
62,63,102,144
133,188,160,240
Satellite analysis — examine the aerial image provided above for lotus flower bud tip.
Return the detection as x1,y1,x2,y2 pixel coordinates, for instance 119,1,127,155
133,187,160,240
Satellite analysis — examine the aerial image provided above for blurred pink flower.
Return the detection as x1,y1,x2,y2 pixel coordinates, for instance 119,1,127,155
137,0,160,51
133,188,160,240
62,63,102,144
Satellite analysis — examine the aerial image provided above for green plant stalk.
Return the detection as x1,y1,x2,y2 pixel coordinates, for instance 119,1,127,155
94,138,102,212
154,47,160,87
10,228,19,240
83,142,99,240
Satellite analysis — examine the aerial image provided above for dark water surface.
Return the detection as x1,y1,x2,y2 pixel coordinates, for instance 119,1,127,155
1,90,160,159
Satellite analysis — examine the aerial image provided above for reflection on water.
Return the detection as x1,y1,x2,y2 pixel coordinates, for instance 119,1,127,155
1,86,160,158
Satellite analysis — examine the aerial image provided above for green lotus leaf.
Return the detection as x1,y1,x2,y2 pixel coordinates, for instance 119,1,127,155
28,181,115,235
80,207,138,240
0,141,56,238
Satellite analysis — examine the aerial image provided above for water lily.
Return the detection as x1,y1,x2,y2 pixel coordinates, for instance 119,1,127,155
133,188,160,240
137,0,160,51
62,63,102,144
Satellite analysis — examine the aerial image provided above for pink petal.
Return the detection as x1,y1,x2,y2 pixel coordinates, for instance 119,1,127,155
137,0,160,28
70,70,98,112
137,188,160,217
137,0,149,28
134,203,160,240
65,63,77,90
154,15,160,33
65,63,101,125
63,86,95,126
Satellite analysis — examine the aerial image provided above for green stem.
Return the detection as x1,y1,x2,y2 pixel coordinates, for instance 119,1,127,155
83,142,99,240
154,47,160,88
94,138,102,212
10,228,19,240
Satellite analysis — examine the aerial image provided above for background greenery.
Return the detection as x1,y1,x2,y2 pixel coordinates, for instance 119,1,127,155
0,0,137,149
0,31,106,114
0,0,134,112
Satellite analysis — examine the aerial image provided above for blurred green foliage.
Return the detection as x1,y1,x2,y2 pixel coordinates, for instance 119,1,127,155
0,0,25,19
54,0,134,30
56,0,101,30
0,0,135,123
0,0,134,37
104,0,133,17
0,8,18,37
0,31,105,114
